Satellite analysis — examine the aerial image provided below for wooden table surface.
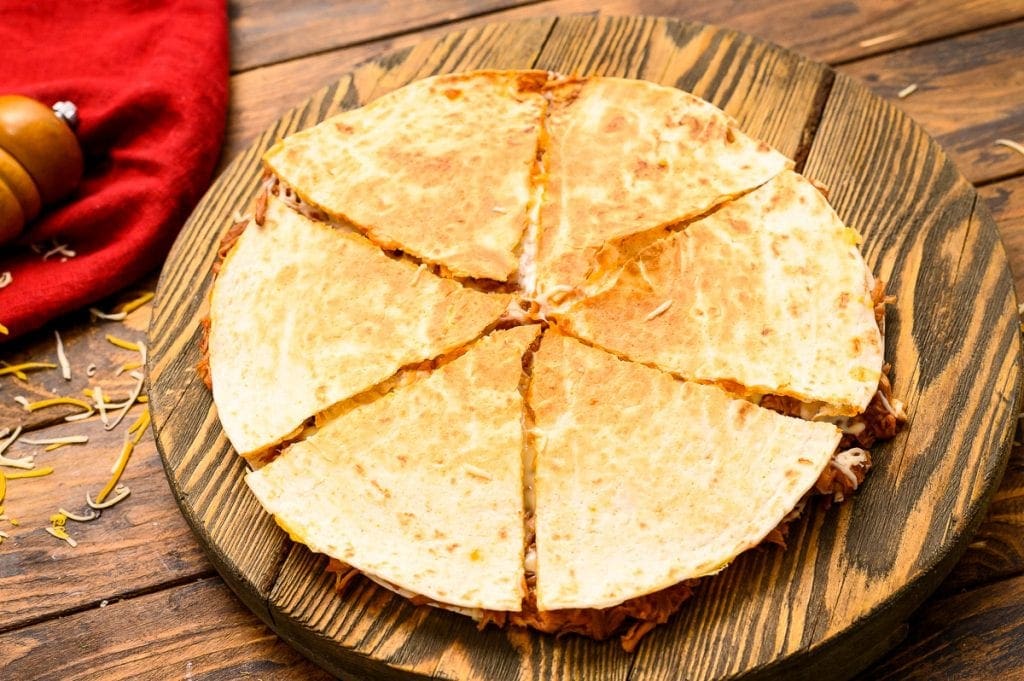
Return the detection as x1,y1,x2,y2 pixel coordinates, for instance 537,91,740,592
2,2,1023,679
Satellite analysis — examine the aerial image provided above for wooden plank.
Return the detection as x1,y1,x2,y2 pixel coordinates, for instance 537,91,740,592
0,577,329,680
840,21,1024,185
226,0,1024,73
856,572,1024,680
0,402,211,632
229,0,543,71
532,0,1024,64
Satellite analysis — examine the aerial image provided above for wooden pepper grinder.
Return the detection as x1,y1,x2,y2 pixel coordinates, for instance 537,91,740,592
0,95,83,246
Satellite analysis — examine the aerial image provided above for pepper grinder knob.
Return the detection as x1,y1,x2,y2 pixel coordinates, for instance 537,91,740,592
0,95,84,246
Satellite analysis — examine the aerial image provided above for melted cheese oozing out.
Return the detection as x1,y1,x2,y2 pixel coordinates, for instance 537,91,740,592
831,447,870,486
517,171,545,301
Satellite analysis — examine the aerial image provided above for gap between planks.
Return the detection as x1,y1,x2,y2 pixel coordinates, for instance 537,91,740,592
0,571,217,637
830,14,1024,68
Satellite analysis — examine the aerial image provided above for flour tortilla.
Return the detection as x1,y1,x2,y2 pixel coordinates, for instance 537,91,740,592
529,332,841,610
209,194,512,460
263,70,548,282
533,76,792,298
245,325,541,611
559,169,883,416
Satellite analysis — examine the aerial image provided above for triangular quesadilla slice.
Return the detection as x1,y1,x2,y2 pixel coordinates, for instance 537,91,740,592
263,70,548,282
208,194,512,459
529,332,841,610
245,325,541,611
532,76,792,299
558,169,883,416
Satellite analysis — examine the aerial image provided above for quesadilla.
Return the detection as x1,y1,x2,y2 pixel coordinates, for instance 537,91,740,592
531,76,792,300
529,331,841,611
245,325,541,611
199,70,907,653
558,170,883,416
263,70,548,282
208,192,512,460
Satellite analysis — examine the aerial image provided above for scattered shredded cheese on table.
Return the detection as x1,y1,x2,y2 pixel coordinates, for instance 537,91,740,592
54,331,71,380
105,334,140,352
89,308,128,322
995,139,1024,158
0,362,57,377
896,83,918,99
117,291,154,314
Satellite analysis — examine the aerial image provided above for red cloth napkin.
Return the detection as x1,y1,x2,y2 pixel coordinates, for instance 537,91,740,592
0,0,228,341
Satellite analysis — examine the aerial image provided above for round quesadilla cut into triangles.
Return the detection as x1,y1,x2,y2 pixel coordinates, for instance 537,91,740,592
532,76,792,299
263,70,548,282
208,193,512,460
529,332,841,611
245,325,541,611
201,70,906,651
558,169,883,416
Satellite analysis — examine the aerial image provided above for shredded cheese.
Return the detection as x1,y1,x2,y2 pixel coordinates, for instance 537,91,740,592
0,323,7,335
89,308,128,322
42,242,76,261
5,466,54,479
86,363,97,377
23,397,94,418
21,436,88,452
858,30,904,48
0,426,32,469
410,263,426,286
0,362,57,377
116,291,154,315
54,331,71,380
831,447,870,489
105,343,146,431
87,484,130,510
637,260,657,291
896,83,918,99
1,363,27,381
645,300,673,321
13,396,29,408
115,361,141,376
0,426,22,456
59,507,99,522
994,139,1024,158
94,411,147,503
128,408,150,436
0,271,11,288
105,334,140,352
44,525,77,547
94,385,109,427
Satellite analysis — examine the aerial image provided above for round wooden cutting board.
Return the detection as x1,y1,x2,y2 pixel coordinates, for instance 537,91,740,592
147,15,1022,681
